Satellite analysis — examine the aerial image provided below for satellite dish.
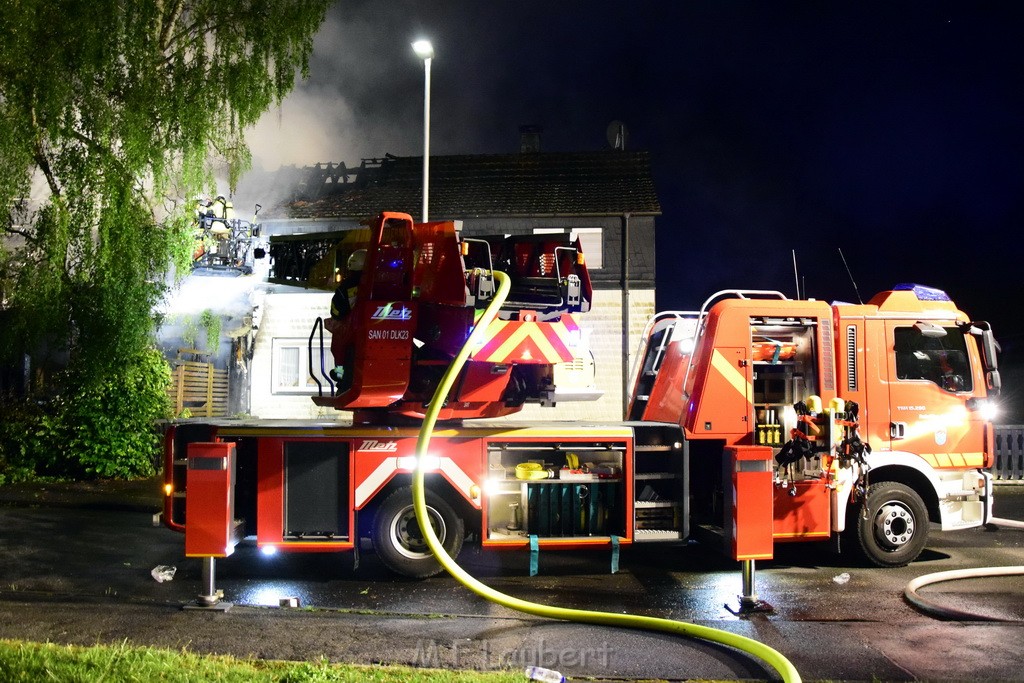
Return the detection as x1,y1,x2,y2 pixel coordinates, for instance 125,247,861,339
606,121,629,150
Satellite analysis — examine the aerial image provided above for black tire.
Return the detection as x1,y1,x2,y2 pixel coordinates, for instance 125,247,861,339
371,486,464,579
853,481,929,567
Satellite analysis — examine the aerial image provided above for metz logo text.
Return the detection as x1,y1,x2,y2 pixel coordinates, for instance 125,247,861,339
358,440,398,453
371,305,412,321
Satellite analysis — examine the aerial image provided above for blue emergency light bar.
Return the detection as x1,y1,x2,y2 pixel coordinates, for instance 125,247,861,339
893,283,951,302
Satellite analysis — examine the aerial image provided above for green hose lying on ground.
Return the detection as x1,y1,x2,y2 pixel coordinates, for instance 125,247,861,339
411,269,801,683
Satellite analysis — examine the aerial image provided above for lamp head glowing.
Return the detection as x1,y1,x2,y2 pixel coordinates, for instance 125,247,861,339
979,401,999,423
412,40,434,60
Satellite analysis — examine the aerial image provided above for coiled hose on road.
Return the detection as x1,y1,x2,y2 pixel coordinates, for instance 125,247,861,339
411,270,801,683
904,517,1024,621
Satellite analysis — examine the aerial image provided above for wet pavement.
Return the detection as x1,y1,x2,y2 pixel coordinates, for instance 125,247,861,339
0,480,1022,681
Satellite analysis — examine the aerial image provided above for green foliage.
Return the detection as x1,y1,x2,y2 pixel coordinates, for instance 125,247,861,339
0,349,171,481
0,401,45,486
200,309,222,352
178,315,200,350
0,0,330,479
171,309,220,352
50,349,172,479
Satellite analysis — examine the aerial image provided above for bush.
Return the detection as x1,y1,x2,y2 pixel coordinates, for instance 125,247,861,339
0,400,45,486
0,349,171,481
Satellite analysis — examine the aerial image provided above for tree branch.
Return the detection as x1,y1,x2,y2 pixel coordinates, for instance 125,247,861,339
30,107,62,199
3,224,35,240
33,144,60,200
158,0,185,53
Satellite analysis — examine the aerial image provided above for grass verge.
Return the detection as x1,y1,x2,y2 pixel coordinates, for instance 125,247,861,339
0,639,523,682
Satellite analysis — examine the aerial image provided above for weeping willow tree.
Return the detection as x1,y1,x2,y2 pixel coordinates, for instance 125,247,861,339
0,1,332,478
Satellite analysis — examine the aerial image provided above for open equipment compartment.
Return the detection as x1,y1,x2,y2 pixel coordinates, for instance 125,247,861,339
483,437,629,544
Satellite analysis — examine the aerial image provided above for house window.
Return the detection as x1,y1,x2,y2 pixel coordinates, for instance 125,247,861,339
272,338,325,394
533,227,603,269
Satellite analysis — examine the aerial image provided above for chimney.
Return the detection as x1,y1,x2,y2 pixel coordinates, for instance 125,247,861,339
519,125,543,153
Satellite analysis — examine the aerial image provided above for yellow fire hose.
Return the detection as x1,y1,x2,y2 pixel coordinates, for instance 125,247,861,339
412,270,801,682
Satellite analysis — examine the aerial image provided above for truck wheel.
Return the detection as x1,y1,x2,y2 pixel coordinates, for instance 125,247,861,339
854,481,929,567
372,486,464,579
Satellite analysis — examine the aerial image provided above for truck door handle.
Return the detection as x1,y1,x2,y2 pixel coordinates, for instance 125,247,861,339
890,422,907,439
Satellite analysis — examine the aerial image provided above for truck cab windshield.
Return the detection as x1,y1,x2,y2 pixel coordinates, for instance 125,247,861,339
894,326,972,393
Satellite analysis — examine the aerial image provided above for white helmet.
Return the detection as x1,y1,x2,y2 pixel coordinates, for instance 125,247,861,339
347,249,367,271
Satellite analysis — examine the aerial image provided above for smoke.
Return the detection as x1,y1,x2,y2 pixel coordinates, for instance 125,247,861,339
236,1,429,209
229,2,1024,335
245,5,422,167
234,1,643,215
247,95,360,170
236,0,637,205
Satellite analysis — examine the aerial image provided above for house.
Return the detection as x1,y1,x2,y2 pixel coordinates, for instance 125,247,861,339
245,142,661,423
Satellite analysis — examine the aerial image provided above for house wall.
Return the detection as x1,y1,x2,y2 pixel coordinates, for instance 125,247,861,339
249,291,337,420
506,288,656,424
261,214,658,290
247,213,658,422
457,215,656,290
247,288,656,423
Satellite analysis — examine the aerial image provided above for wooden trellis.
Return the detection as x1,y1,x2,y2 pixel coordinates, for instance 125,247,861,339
168,350,228,417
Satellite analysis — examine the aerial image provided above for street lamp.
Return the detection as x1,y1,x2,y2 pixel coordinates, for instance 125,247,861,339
412,39,433,223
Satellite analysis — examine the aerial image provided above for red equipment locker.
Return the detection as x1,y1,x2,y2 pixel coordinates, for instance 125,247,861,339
724,445,774,561
185,442,238,558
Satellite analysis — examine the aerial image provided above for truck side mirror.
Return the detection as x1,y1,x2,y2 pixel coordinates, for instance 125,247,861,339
965,322,1000,395
964,321,1000,371
980,329,999,371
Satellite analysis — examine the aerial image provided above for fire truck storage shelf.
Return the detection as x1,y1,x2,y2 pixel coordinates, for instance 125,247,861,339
484,441,628,543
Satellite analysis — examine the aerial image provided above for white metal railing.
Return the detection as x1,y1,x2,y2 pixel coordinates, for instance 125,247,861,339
993,426,1024,482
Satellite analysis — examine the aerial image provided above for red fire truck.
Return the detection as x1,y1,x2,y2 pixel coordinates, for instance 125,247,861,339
165,212,1000,581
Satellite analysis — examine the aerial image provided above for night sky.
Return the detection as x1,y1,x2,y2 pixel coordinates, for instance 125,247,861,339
244,1,1024,415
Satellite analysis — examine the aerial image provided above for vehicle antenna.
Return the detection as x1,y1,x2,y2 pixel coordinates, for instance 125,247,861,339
838,248,863,304
791,250,801,299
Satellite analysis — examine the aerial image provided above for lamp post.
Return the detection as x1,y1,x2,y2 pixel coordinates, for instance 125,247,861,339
412,39,433,223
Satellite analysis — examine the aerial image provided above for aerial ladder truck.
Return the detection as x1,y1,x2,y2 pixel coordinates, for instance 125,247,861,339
165,212,1000,589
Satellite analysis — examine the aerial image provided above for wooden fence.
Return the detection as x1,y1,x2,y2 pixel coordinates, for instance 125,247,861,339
168,358,228,418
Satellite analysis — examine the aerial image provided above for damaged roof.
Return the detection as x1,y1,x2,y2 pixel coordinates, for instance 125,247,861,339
283,151,661,221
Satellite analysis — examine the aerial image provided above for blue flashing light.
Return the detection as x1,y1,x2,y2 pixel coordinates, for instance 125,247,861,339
893,283,951,302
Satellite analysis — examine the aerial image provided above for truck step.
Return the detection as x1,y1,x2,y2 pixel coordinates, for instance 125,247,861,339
633,529,683,542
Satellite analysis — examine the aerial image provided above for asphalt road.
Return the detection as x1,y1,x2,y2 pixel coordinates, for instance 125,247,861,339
0,482,1022,681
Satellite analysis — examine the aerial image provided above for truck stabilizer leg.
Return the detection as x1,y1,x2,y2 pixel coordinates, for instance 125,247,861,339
183,557,233,612
726,559,774,616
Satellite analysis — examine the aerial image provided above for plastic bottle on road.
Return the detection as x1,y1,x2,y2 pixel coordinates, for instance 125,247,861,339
525,666,565,682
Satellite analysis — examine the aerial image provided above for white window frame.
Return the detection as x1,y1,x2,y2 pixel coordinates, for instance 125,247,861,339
271,337,327,395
